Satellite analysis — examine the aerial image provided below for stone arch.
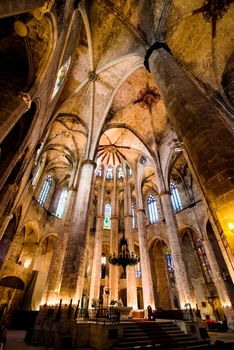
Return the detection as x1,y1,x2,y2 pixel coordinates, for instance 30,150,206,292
149,239,172,309
0,276,25,290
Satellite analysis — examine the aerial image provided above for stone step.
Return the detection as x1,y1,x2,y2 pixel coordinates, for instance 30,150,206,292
123,329,180,334
123,325,180,332
123,331,187,339
112,340,210,350
116,335,197,347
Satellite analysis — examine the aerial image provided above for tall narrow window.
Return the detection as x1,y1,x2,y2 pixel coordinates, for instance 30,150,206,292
147,194,158,224
135,261,142,279
126,165,132,177
117,166,124,179
55,189,68,218
106,166,113,179
51,56,71,99
97,166,103,177
195,239,212,282
170,180,182,212
101,253,107,279
38,175,52,206
104,203,111,229
131,203,136,228
165,249,175,287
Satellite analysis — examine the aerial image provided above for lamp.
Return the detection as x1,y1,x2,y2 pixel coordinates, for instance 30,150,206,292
108,229,140,277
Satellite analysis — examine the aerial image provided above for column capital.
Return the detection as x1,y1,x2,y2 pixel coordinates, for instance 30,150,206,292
124,214,132,219
136,208,145,213
111,215,119,220
96,215,104,219
81,159,97,167
159,190,171,196
68,186,77,192
144,41,171,72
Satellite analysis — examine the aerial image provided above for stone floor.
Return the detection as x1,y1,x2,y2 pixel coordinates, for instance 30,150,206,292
4,329,234,350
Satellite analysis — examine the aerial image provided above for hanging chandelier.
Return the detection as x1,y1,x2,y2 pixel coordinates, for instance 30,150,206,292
108,229,140,276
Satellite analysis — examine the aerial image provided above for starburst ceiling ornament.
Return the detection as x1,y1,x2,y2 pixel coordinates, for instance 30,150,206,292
134,83,160,112
192,0,234,37
97,132,130,165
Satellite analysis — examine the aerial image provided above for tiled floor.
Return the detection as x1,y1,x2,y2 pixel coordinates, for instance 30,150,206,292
4,329,234,349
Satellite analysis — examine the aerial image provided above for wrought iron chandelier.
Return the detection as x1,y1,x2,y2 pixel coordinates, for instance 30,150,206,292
108,229,140,276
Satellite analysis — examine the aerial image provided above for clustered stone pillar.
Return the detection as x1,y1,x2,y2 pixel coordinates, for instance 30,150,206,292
135,175,155,309
42,188,77,305
59,160,95,303
89,181,105,307
124,176,138,309
136,208,155,309
109,171,119,303
160,191,194,307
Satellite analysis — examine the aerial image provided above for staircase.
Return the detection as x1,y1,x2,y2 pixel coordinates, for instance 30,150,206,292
111,321,210,350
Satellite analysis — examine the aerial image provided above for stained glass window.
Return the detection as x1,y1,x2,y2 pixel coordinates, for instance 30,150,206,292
55,189,68,218
106,166,113,179
126,165,132,176
165,249,175,287
170,180,182,213
117,166,124,179
100,253,106,279
97,166,103,177
147,194,158,224
104,203,111,229
195,239,212,282
131,204,136,228
51,56,71,99
135,261,141,279
38,175,52,206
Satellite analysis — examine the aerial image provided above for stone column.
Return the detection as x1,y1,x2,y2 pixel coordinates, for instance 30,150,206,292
109,217,119,303
41,187,77,305
203,239,234,329
59,160,95,303
109,172,119,303
89,181,105,307
136,207,155,310
147,45,234,262
160,191,195,307
124,177,138,309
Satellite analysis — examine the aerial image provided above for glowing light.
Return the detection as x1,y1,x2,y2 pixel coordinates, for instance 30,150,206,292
23,259,31,268
228,222,234,232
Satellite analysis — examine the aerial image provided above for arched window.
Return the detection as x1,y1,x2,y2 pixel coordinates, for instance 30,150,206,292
195,239,212,282
38,175,52,206
51,56,71,99
117,166,124,179
131,203,136,228
135,261,141,279
126,165,132,176
104,203,111,229
170,180,182,213
165,249,175,287
100,253,107,279
55,189,68,218
147,194,158,224
97,165,103,177
106,166,113,179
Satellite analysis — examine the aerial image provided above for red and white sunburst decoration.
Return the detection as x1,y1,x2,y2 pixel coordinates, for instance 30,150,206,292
134,84,160,111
